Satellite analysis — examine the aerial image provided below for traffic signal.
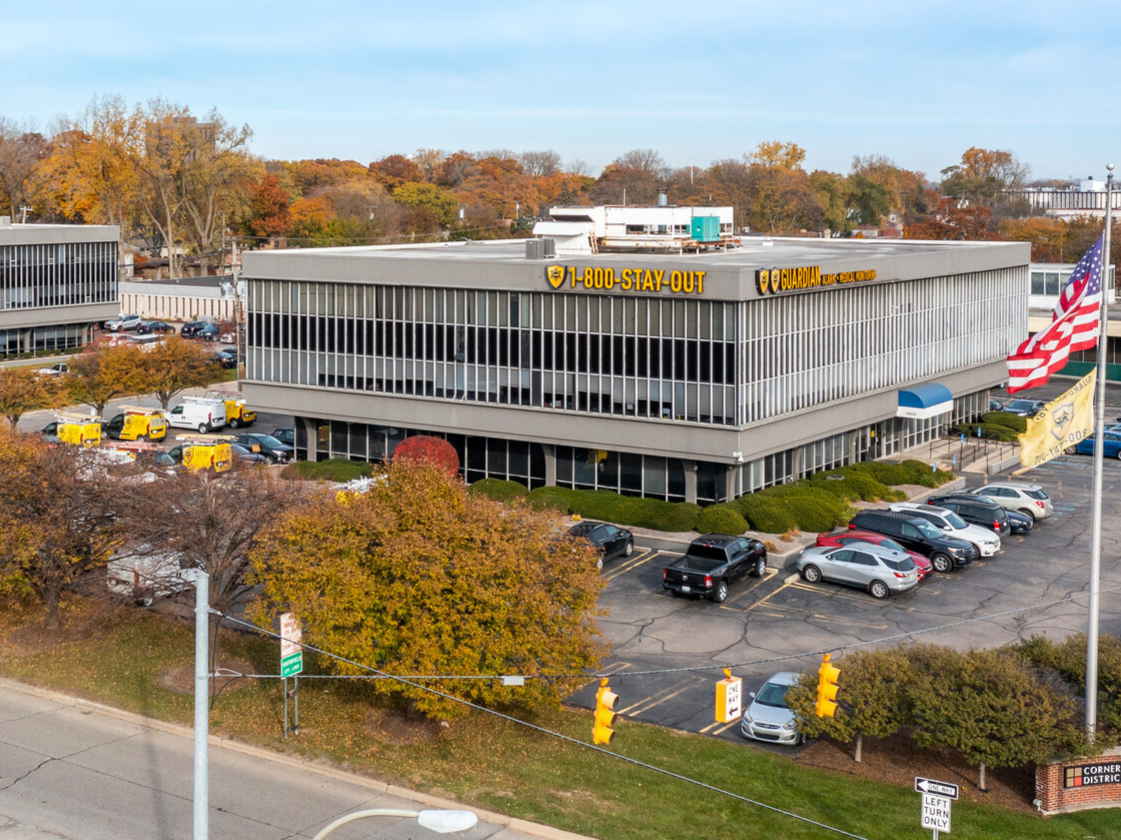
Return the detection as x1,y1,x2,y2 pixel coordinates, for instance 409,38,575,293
815,653,840,717
593,678,618,745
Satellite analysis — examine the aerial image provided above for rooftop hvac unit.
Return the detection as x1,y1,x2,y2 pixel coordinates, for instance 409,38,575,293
525,239,545,260
542,237,556,258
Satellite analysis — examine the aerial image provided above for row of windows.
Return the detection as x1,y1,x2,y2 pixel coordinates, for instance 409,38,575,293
0,323,93,356
0,242,118,311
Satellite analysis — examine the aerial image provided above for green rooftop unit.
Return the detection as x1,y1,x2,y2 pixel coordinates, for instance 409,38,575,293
690,216,721,242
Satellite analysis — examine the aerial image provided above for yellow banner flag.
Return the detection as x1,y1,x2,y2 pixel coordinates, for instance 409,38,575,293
1018,370,1096,469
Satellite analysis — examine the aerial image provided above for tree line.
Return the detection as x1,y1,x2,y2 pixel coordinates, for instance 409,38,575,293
2,95,1105,274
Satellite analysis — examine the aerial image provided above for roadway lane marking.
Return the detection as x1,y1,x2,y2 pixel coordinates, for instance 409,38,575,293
582,661,632,690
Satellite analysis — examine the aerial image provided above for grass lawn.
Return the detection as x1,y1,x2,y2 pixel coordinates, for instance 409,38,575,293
0,598,1115,840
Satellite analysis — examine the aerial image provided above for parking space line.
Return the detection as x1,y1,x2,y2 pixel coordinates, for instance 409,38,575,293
713,719,740,735
719,575,801,614
727,567,780,603
622,677,706,717
603,549,661,581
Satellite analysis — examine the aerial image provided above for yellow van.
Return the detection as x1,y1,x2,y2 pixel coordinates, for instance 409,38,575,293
206,392,256,429
103,406,168,442
171,435,234,473
46,413,102,447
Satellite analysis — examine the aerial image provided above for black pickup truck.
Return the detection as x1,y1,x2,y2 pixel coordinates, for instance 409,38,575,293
662,534,767,603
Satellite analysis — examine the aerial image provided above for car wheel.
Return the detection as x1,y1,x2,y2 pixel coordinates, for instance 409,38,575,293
869,580,889,599
753,557,766,578
711,581,728,603
1065,446,1077,455
931,553,953,574
1018,508,1036,522
795,732,806,746
229,418,239,429
197,423,209,434
623,539,634,558
802,564,822,583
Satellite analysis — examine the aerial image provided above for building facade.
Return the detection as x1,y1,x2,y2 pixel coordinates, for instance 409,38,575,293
241,223,1029,504
0,220,120,356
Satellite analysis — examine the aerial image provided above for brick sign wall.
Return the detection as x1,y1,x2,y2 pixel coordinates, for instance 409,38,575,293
1036,752,1121,814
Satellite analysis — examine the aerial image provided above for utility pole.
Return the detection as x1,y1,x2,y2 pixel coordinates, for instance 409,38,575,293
194,571,210,840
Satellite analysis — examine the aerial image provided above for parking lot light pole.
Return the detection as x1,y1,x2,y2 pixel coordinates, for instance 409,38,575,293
311,808,479,839
1086,164,1114,743
194,571,210,840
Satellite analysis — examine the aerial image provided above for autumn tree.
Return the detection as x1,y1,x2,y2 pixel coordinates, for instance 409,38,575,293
250,463,607,718
905,200,996,241
392,181,459,227
518,149,562,177
591,149,670,205
0,118,48,219
67,343,147,416
392,435,459,475
135,336,222,410
0,366,59,428
369,154,423,191
809,170,854,235
0,427,119,628
941,146,1030,208
245,172,292,239
742,142,823,234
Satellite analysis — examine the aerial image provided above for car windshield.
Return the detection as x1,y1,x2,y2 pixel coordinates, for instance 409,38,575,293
1008,400,1036,411
882,557,916,572
944,512,968,529
754,682,791,708
1026,488,1048,500
569,522,598,537
252,435,283,447
914,520,942,539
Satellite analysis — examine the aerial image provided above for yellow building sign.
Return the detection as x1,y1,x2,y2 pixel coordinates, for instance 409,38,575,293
547,264,706,296
755,265,877,295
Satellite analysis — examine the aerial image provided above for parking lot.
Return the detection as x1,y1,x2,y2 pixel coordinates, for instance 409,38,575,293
572,454,1121,749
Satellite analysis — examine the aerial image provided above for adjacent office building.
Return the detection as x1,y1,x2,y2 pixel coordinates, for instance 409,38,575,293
0,219,120,356
241,206,1029,504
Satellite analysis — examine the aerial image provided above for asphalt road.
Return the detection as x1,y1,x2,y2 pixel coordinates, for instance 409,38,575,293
0,682,548,840
573,454,1121,752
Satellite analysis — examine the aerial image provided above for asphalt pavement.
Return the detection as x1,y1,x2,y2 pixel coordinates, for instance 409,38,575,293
0,680,583,840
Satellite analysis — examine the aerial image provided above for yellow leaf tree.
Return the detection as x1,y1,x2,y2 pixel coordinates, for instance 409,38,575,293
136,336,221,410
0,366,59,428
250,463,607,718
67,342,147,416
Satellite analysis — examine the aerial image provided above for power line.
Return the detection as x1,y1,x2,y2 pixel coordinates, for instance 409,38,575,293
213,610,870,840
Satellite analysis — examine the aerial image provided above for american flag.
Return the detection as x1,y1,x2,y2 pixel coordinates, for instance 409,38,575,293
1006,233,1105,393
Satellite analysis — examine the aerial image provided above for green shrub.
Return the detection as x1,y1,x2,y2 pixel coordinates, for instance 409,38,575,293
982,411,1028,433
737,495,798,533
955,422,1020,443
527,487,576,512
695,504,749,535
280,458,374,482
809,468,905,502
469,478,529,502
523,487,699,532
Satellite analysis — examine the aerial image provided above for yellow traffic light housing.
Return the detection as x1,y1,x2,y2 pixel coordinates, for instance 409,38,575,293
815,653,840,717
593,678,618,745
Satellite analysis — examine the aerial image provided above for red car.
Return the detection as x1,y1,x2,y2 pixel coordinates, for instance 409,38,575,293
815,529,933,580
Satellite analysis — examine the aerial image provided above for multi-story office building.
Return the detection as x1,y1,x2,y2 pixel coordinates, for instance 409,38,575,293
0,219,120,356
241,208,1029,504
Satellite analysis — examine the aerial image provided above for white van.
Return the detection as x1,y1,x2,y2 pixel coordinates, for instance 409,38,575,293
166,396,227,433
107,550,201,606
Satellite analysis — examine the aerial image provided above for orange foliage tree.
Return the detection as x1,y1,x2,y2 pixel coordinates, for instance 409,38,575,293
392,434,459,475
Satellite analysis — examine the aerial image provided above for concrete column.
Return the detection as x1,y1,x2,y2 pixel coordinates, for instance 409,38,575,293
791,444,804,480
22,328,32,354
724,464,737,502
683,460,698,504
301,417,318,462
542,444,556,486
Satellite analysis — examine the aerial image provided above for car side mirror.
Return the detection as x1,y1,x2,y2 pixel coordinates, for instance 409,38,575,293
942,525,952,531
748,691,757,699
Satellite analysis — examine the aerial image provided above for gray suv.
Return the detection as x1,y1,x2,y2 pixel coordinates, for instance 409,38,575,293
797,541,920,599
970,482,1053,521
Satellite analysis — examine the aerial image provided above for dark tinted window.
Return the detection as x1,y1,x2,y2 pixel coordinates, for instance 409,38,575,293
830,549,855,562
1026,489,1047,500
882,557,916,572
689,545,728,562
851,552,877,566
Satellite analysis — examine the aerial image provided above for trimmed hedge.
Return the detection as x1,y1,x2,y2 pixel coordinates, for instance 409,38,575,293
808,467,906,502
525,486,701,532
735,483,853,533
469,478,530,502
280,458,374,482
981,411,1028,433
955,422,1021,442
695,504,749,535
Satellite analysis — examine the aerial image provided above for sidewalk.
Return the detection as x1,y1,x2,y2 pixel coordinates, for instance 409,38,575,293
0,678,592,840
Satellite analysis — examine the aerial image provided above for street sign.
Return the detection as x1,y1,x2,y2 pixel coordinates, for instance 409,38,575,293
279,612,303,678
715,671,742,723
915,777,960,800
921,794,951,833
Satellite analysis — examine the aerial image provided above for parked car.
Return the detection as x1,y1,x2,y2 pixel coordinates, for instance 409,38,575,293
798,541,920,599
740,672,803,745
970,482,1053,521
568,520,634,568
1001,398,1045,417
180,319,214,338
36,362,68,376
195,323,220,341
888,502,1001,557
233,432,294,464
1066,430,1121,459
925,494,1012,537
135,320,175,335
230,442,268,465
165,397,227,433
214,348,238,369
1005,509,1034,535
815,529,932,579
989,398,1005,412
106,313,142,332
847,510,975,573
272,426,295,446
662,534,767,603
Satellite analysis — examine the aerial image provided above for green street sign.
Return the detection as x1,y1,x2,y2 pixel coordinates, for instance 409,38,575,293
281,651,303,678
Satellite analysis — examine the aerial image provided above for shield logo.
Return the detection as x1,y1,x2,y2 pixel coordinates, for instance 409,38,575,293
546,265,565,289
1050,402,1073,441
756,268,771,295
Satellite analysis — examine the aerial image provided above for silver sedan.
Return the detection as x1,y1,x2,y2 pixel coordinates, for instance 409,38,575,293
797,541,920,599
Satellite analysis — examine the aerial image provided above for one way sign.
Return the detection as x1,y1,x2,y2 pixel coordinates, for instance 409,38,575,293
915,777,959,800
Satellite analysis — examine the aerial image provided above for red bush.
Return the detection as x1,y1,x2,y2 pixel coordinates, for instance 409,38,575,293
392,435,460,475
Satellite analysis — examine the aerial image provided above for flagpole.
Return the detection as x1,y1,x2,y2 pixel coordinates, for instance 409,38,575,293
1085,164,1113,742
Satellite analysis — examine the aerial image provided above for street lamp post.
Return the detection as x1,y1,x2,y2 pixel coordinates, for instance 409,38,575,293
312,808,478,839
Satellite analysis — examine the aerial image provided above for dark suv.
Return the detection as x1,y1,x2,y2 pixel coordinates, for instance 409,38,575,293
180,319,214,338
848,510,975,573
926,494,1012,537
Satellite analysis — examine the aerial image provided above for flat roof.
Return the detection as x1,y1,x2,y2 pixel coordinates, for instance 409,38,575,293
0,223,120,245
243,236,1031,303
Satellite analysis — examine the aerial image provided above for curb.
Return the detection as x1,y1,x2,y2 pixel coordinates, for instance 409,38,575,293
0,677,593,840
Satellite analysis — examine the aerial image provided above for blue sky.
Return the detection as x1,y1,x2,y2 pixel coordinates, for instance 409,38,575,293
3,1,1117,182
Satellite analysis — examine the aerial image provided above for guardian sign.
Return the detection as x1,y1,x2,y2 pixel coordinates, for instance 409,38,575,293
755,265,877,295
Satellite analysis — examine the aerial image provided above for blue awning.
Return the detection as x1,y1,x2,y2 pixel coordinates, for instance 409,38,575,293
897,383,953,419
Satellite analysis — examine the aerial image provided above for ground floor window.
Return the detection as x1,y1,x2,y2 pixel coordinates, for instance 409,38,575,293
553,446,698,503
0,323,92,357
